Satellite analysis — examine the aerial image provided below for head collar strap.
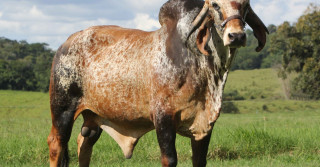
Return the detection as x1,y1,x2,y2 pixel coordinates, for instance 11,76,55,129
214,7,249,31
221,15,246,28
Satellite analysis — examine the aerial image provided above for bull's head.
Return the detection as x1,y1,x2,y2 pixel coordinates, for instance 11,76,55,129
186,0,269,55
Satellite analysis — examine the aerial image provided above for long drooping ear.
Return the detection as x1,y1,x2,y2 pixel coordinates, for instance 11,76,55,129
196,17,212,55
245,6,269,52
186,1,212,55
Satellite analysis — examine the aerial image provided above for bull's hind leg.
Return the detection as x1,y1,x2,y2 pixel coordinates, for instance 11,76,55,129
47,84,81,166
155,111,177,167
77,110,102,167
48,108,76,167
191,130,212,167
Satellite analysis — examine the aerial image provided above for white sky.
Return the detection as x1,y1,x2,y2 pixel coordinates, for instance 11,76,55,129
0,0,318,50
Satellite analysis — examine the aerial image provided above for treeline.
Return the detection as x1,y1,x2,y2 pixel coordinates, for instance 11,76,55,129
0,38,55,92
274,4,320,99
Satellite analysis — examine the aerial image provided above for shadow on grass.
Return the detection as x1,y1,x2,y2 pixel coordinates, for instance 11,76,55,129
207,128,296,160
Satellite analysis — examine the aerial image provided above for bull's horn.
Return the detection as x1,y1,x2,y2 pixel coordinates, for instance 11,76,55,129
185,2,209,45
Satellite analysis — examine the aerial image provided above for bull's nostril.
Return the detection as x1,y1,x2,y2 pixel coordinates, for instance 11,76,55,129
239,33,246,41
228,33,236,41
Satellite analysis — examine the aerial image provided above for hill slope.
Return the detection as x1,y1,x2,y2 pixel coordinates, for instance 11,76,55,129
222,68,320,113
225,68,285,100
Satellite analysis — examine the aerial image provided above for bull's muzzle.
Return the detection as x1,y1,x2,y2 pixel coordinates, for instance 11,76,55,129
227,32,246,48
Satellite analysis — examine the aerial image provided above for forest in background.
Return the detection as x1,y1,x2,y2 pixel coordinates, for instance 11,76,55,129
0,4,318,98
0,39,54,92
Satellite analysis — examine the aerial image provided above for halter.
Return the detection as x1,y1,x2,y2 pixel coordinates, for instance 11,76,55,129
214,8,249,32
221,15,246,28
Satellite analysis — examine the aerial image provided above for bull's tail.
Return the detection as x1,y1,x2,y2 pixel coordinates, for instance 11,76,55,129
47,45,82,167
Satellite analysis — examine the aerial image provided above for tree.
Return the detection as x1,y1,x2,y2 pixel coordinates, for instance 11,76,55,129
0,37,55,92
271,4,320,99
34,52,53,92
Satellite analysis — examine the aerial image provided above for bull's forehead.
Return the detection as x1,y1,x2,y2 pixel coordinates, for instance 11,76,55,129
214,0,249,15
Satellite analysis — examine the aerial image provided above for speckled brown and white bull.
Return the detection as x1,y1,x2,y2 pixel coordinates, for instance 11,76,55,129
47,0,268,166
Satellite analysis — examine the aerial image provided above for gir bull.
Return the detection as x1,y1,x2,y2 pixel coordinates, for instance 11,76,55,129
47,0,268,166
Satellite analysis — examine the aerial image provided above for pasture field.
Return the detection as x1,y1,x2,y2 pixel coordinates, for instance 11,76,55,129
0,69,320,166
225,69,285,100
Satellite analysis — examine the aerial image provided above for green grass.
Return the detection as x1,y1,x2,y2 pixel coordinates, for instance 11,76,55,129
0,90,319,166
0,68,319,166
225,69,285,100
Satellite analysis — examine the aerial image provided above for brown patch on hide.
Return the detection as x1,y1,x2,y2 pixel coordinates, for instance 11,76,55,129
231,1,242,10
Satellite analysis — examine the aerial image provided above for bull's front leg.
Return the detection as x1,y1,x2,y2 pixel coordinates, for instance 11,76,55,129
191,129,213,167
154,110,177,167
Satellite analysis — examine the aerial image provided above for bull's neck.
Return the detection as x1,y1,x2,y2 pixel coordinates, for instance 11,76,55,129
176,13,237,75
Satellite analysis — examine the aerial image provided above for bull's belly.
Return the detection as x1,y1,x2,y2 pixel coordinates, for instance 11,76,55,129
82,88,216,140
81,88,151,122
80,92,215,159
90,111,154,159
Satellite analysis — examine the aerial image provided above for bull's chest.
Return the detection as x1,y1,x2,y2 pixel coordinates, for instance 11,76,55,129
164,68,227,140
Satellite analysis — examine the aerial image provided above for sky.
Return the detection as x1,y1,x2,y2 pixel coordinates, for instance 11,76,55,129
0,0,318,50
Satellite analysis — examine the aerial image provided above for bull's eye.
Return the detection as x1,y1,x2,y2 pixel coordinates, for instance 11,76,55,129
212,2,220,10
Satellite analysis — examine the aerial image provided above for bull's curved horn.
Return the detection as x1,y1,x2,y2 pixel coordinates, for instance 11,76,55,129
185,2,209,45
